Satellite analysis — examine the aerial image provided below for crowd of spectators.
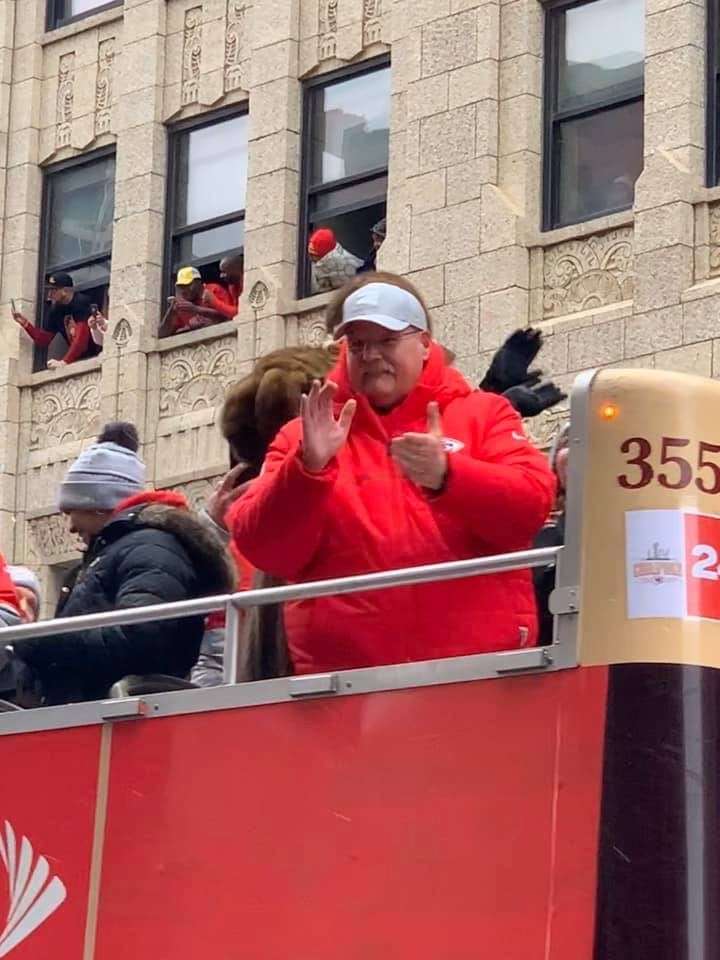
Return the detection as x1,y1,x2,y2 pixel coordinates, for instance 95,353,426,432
0,269,570,710
12,250,245,368
12,217,384,366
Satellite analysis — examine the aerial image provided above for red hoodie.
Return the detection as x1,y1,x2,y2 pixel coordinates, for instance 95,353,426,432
227,343,556,674
0,553,21,619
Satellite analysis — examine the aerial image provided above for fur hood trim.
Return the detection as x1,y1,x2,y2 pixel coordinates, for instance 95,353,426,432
108,499,235,597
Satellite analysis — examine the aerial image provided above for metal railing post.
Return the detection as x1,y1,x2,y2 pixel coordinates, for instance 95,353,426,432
223,599,242,685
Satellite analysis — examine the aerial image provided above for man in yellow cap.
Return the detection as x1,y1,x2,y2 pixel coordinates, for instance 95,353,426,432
159,266,228,337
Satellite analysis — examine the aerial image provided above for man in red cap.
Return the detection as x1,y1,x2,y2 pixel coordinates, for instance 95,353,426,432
308,227,363,293
12,272,98,367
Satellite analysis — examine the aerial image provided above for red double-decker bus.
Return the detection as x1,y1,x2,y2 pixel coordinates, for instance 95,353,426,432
0,367,718,959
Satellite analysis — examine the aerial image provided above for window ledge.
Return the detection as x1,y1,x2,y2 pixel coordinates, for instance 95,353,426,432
155,319,238,352
694,184,720,206
524,209,634,249
20,355,102,388
681,276,720,303
41,3,123,45
282,291,332,317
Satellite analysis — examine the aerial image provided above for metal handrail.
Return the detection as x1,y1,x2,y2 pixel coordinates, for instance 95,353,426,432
0,546,561,645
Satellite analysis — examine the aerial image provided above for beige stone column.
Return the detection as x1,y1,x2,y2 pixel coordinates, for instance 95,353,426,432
106,0,167,456
238,0,302,373
630,0,704,369
384,0,511,382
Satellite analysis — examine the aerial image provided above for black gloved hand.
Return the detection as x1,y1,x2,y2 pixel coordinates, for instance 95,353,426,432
480,328,543,394
503,381,567,419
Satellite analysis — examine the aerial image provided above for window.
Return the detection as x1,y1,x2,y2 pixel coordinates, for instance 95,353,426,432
166,110,248,297
299,58,391,296
543,0,644,230
47,0,122,30
708,0,720,185
37,150,115,368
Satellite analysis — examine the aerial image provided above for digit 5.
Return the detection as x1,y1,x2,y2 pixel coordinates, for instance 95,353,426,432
696,441,720,495
658,437,692,490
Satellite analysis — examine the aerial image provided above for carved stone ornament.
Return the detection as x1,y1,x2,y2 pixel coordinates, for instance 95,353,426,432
362,0,382,46
170,477,223,513
248,280,269,312
542,228,634,319
30,373,101,450
27,514,82,565
159,339,237,418
182,7,203,106
224,1,247,93
298,310,328,347
112,317,132,347
94,38,115,137
709,203,720,277
318,0,339,61
56,52,75,149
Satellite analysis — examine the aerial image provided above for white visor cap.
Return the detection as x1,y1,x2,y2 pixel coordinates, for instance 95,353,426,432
335,282,428,337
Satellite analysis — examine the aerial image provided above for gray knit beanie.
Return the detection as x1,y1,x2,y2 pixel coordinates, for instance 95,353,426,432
58,441,146,511
8,566,41,605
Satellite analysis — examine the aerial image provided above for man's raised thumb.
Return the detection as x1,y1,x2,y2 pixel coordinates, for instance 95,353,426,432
427,401,443,438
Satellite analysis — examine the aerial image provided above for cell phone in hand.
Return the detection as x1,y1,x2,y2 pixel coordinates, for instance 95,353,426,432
10,299,17,315
90,303,99,315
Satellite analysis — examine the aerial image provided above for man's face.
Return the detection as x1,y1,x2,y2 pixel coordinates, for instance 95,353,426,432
345,320,430,410
175,280,202,303
65,509,109,546
46,287,64,305
15,586,38,624
220,258,243,283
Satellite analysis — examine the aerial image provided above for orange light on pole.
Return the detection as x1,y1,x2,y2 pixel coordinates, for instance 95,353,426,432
600,402,619,422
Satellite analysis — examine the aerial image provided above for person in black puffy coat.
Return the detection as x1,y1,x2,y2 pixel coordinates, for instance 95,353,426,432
10,422,234,705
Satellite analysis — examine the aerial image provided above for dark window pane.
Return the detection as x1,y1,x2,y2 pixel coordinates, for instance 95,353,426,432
309,200,386,261
174,219,244,266
47,156,115,267
558,0,644,113
64,259,111,292
312,175,388,216
557,99,643,226
310,67,391,185
175,115,248,228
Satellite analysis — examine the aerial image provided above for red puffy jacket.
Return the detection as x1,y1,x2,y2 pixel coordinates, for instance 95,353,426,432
228,343,556,674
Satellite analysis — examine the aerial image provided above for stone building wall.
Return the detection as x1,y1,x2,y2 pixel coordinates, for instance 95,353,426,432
0,0,716,611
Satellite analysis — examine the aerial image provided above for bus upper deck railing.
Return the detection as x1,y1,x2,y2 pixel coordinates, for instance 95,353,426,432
0,546,562,646
0,546,570,728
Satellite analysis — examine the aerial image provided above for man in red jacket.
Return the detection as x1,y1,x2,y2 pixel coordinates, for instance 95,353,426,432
228,274,556,674
13,273,97,368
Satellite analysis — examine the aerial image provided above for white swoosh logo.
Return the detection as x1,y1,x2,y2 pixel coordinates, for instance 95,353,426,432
0,821,67,956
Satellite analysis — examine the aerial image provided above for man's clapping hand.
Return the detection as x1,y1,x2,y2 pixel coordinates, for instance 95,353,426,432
300,380,356,473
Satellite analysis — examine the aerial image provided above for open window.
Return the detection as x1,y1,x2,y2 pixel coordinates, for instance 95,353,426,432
543,0,644,230
164,108,248,330
36,150,115,370
47,0,122,30
299,57,391,297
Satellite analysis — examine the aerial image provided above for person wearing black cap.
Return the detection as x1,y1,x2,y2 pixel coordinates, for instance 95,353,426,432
12,272,98,368
359,216,387,274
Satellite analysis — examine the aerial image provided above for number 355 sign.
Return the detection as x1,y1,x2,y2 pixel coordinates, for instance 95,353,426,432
626,509,720,621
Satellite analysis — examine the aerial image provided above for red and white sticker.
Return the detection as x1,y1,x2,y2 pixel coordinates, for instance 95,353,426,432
626,509,720,621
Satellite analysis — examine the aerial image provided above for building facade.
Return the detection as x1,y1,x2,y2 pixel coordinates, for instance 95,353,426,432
0,0,714,608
